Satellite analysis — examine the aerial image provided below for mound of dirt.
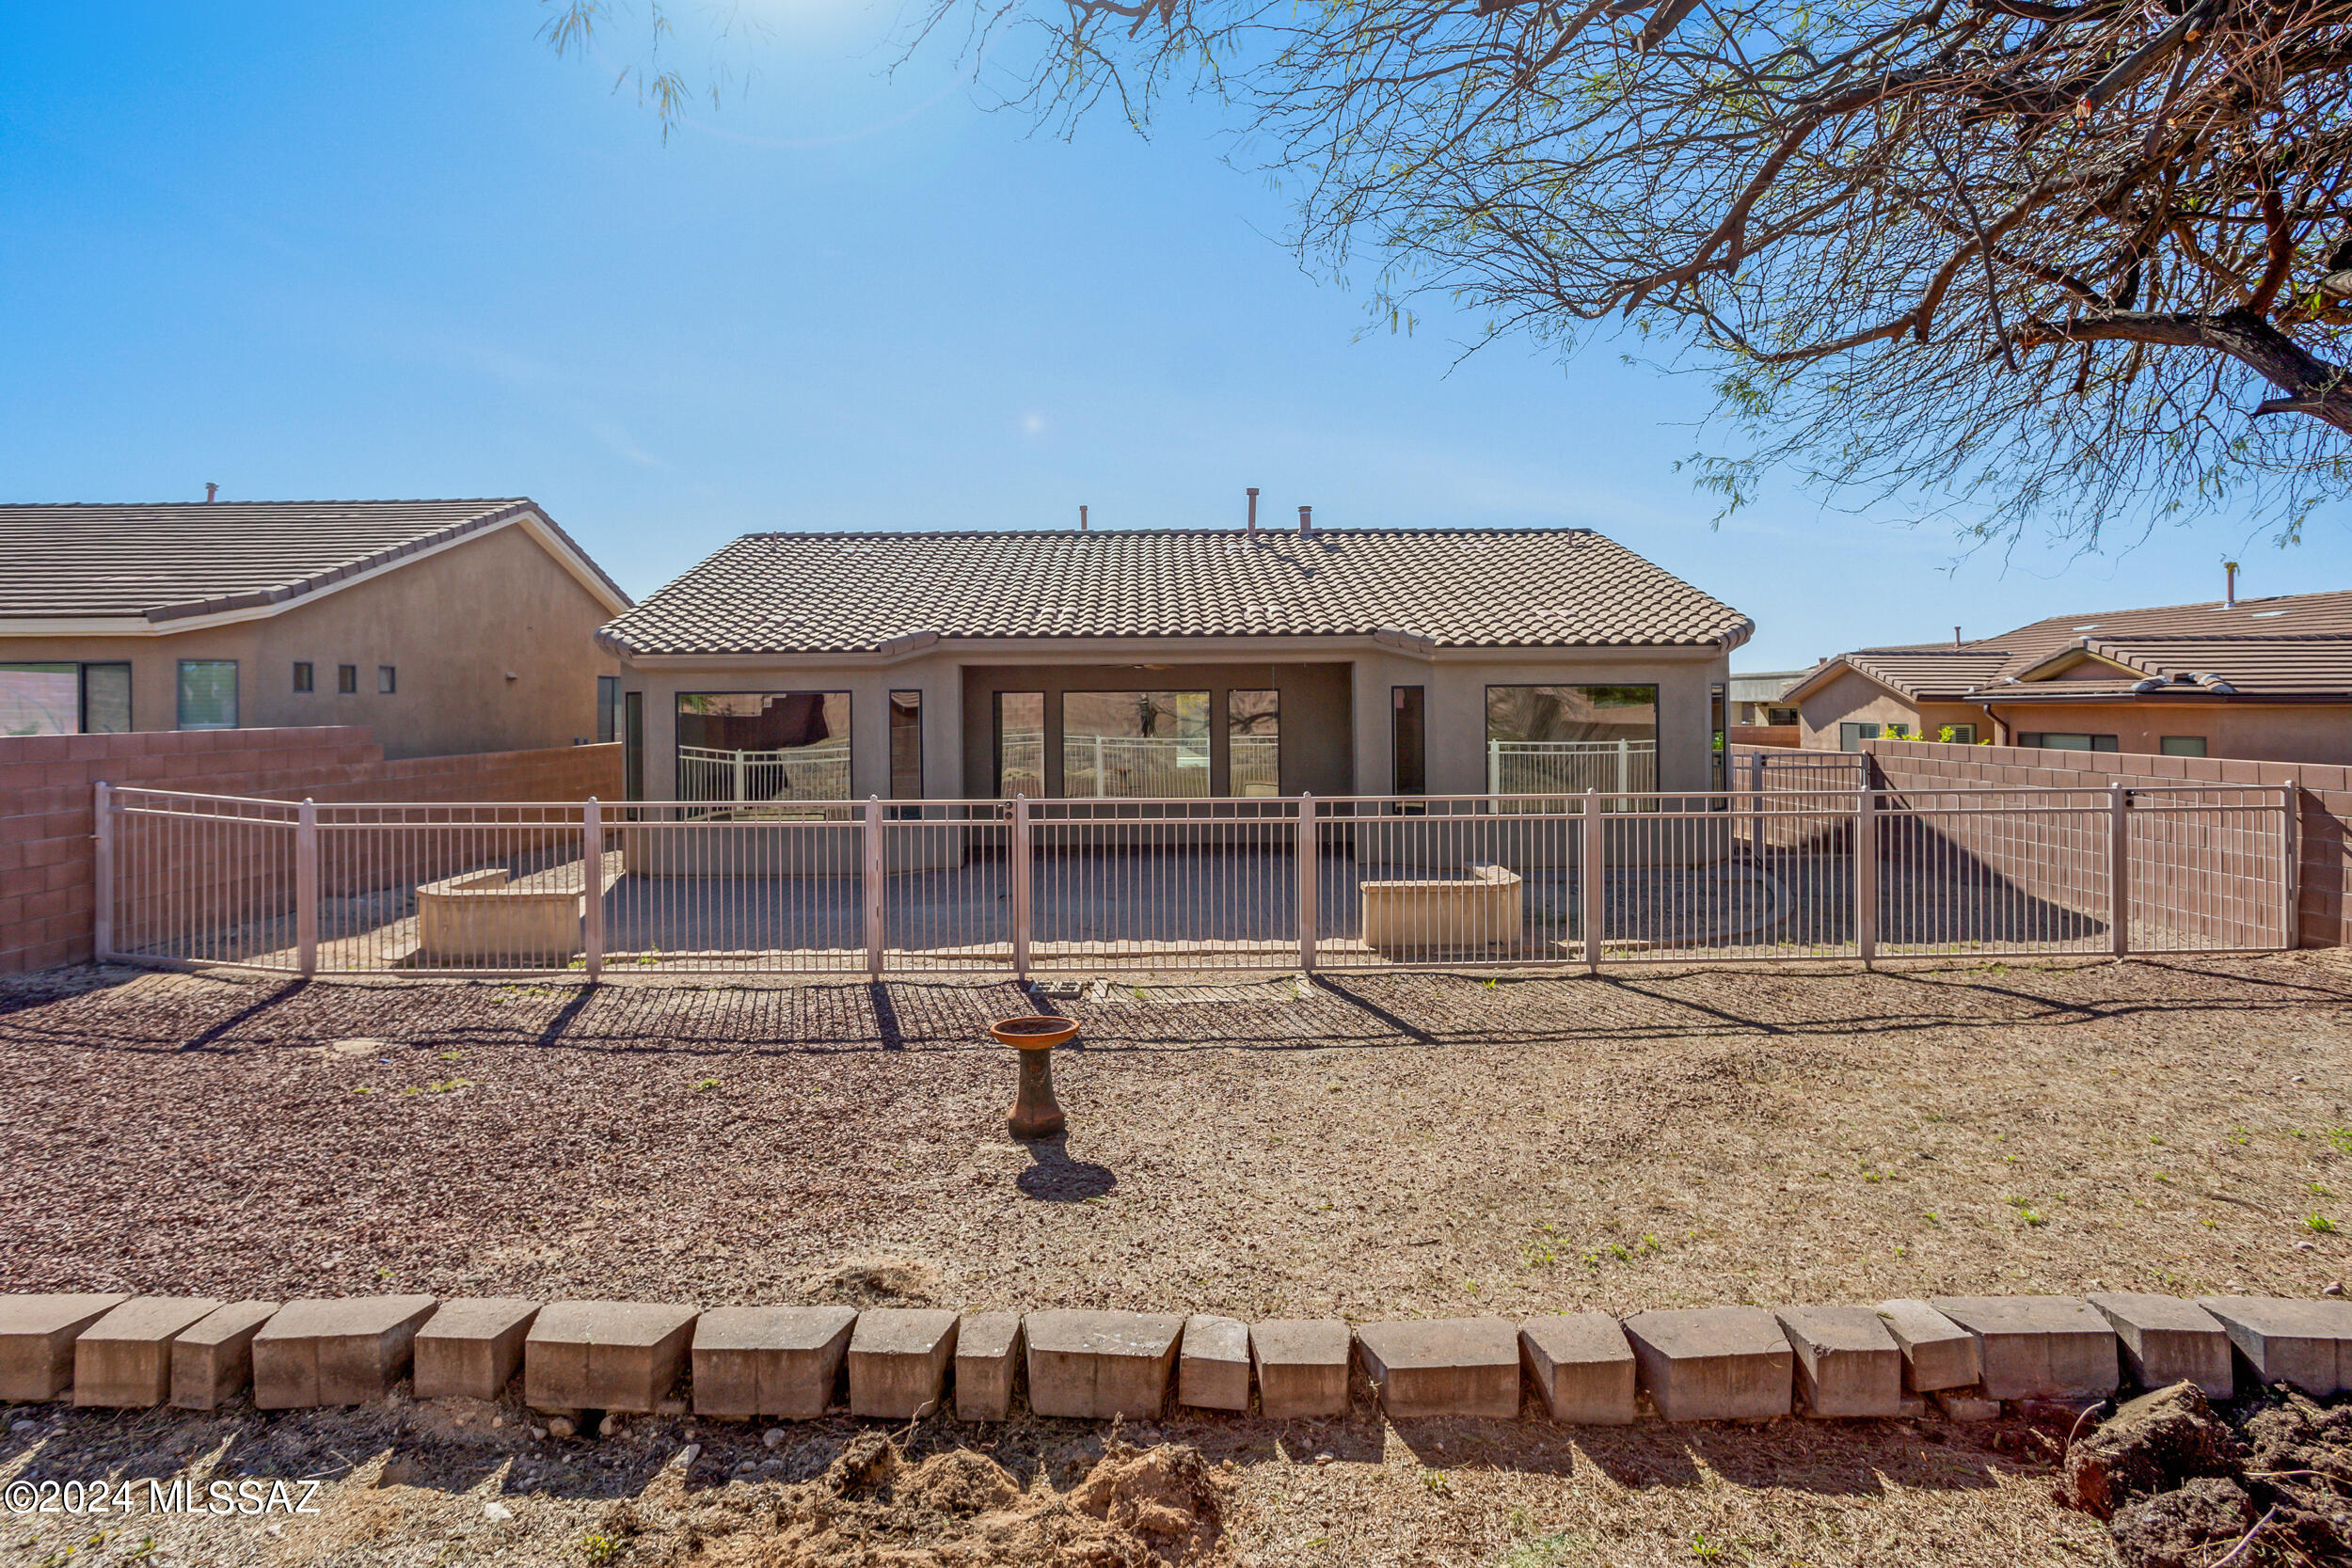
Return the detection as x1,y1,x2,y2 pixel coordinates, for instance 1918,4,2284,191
2059,1384,2241,1518
801,1257,946,1307
626,1436,1230,1567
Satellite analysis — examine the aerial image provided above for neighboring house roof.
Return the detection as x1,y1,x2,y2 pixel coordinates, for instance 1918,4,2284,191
1788,588,2352,707
0,499,630,632
599,528,1753,657
1728,670,1807,704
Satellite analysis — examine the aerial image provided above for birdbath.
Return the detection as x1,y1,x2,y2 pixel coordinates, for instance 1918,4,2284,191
991,1015,1078,1139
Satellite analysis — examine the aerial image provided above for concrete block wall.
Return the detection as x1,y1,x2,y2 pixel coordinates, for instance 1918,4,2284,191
0,729,622,974
1869,740,2340,949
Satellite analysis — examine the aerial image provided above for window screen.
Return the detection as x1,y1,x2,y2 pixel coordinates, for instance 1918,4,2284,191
676,691,851,803
177,660,238,731
1228,689,1279,797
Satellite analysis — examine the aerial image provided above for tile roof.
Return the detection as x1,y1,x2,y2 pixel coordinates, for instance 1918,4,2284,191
0,499,628,622
598,529,1752,657
1800,588,2352,705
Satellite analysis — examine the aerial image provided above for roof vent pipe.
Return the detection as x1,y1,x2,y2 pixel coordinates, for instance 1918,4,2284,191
204,483,218,503
1079,504,1089,532
2223,560,2238,607
1298,504,1312,533
1953,626,1962,648
1247,487,1259,531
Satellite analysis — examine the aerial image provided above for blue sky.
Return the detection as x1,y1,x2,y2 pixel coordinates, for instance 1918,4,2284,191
3,2,2344,670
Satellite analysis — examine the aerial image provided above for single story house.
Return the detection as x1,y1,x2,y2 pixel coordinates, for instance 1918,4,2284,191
596,523,1752,804
1728,670,1805,727
0,499,631,758
1787,584,2352,763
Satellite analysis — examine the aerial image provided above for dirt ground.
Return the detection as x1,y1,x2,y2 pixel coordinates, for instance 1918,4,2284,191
3,952,2348,1566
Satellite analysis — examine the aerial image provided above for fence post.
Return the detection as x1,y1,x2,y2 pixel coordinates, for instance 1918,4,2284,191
1854,785,1877,967
1748,749,1764,856
295,798,319,978
1010,796,1031,980
865,796,885,979
582,798,605,981
1297,794,1318,973
91,782,114,960
1583,788,1604,974
2109,782,2130,959
2281,786,2301,950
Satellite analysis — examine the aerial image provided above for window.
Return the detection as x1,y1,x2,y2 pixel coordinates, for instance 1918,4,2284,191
676,691,851,804
1391,687,1426,796
337,664,358,695
377,665,397,695
1940,723,1977,745
1766,705,1799,727
1838,721,1881,752
1064,690,1211,798
1229,689,1279,797
994,692,1043,796
2161,735,2208,757
622,691,644,800
1486,685,1658,797
890,690,924,800
1709,682,1728,793
0,662,128,736
176,659,238,731
293,661,314,693
2020,732,2121,752
79,663,130,734
596,675,620,744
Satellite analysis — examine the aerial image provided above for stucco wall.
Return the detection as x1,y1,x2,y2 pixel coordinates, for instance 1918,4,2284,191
0,522,618,759
621,642,1732,802
1973,701,2352,767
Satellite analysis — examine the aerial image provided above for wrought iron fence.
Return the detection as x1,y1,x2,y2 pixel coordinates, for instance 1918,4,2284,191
96,781,2294,979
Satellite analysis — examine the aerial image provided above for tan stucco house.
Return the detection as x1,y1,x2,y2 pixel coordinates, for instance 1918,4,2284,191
0,499,631,758
1788,586,2352,763
596,522,1751,804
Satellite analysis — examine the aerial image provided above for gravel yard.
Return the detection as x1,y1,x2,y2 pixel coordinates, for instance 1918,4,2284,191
3,951,2348,1566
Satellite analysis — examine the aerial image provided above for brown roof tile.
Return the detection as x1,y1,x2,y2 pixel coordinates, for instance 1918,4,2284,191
598,528,1752,656
0,499,628,621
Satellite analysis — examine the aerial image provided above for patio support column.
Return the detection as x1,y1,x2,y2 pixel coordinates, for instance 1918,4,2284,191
1582,788,1604,974
295,798,318,979
1010,797,1031,979
1854,785,1877,967
2109,783,2130,959
92,782,114,960
865,796,885,978
582,798,604,981
1296,794,1318,973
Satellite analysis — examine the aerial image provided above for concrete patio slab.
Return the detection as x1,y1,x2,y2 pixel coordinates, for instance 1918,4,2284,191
1251,1319,1351,1419
1177,1314,1249,1413
1025,1310,1183,1420
0,1294,131,1402
169,1301,280,1411
1929,1297,2119,1402
1873,1300,1980,1392
73,1297,225,1407
252,1295,438,1409
1353,1318,1519,1418
692,1306,855,1419
2087,1293,2233,1399
955,1312,1024,1422
1775,1306,1902,1418
848,1308,959,1419
1518,1313,1636,1425
414,1299,542,1402
525,1301,699,1415
1622,1307,1792,1422
2196,1296,2352,1397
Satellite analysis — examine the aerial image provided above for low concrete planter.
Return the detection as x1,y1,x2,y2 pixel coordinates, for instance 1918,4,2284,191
1360,863,1523,954
414,870,581,963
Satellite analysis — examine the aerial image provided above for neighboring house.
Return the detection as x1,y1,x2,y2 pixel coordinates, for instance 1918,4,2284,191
0,499,631,759
597,525,1751,804
1787,584,2352,763
1728,670,1805,727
